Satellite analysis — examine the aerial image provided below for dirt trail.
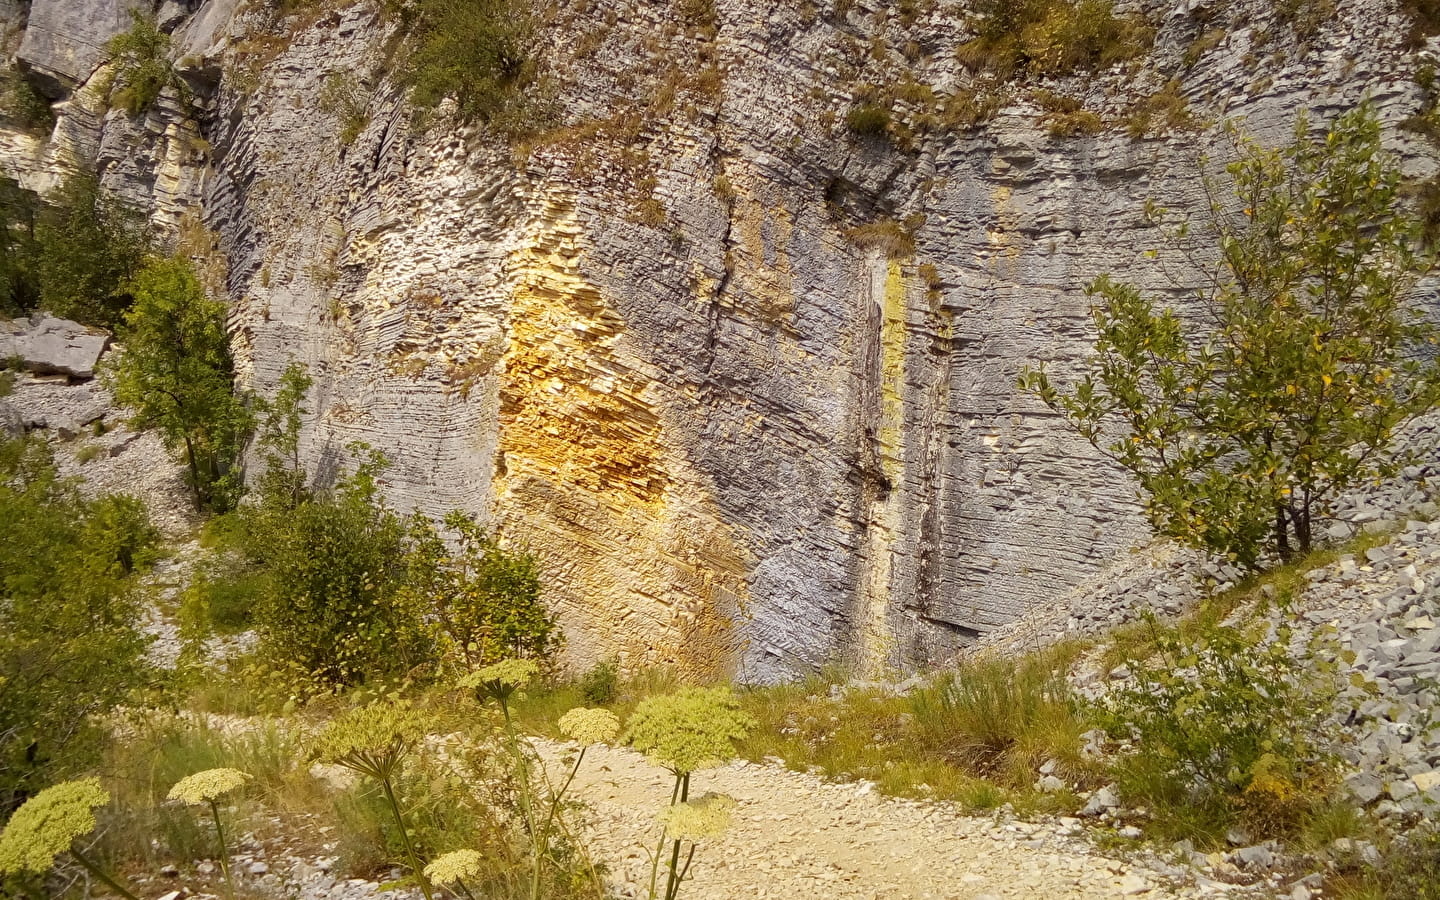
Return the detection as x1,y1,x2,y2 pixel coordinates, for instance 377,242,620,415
540,742,1212,900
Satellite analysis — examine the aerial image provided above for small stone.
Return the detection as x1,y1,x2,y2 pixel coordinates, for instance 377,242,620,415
1414,770,1440,792
1388,779,1419,802
1080,784,1120,816
1345,772,1384,804
1037,774,1066,793
1233,844,1274,870
1117,873,1151,895
159,864,180,878
1225,827,1250,846
1118,825,1142,839
248,861,269,875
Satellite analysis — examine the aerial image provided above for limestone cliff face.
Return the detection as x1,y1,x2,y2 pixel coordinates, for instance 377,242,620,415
1,0,1432,679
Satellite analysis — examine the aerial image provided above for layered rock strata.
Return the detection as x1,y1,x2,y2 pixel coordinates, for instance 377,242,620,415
1,0,1434,678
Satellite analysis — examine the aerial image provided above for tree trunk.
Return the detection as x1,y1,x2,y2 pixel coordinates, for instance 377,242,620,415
1294,496,1313,555
1274,503,1292,561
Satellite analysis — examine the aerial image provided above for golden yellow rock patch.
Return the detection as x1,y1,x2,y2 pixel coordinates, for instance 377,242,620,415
492,195,750,679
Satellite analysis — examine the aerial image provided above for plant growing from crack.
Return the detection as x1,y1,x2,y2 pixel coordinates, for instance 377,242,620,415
625,687,753,900
0,778,140,900
168,767,250,898
313,702,434,900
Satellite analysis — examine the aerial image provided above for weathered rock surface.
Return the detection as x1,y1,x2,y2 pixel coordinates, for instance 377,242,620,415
16,0,134,96
2,0,1437,678
0,400,21,437
0,315,110,378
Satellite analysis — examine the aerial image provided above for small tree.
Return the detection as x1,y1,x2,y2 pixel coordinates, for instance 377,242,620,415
403,511,557,671
253,361,313,510
1021,104,1440,566
107,256,251,512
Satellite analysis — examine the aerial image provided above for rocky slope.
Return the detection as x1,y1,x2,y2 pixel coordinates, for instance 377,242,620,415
2,0,1436,679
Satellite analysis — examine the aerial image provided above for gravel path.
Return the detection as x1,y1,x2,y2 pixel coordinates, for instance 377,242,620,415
540,742,1209,900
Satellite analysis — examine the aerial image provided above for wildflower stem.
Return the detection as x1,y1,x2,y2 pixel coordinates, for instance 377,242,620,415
379,775,434,900
674,844,697,893
207,798,234,900
539,746,586,848
498,699,544,900
70,847,141,900
662,772,691,900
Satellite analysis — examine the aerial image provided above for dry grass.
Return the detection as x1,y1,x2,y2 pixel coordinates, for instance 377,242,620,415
846,219,917,258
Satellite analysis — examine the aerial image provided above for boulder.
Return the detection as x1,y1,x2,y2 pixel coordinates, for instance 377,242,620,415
0,316,110,379
15,0,135,97
0,401,22,438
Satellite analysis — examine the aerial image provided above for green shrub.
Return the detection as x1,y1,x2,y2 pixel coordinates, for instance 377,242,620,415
401,0,546,131
0,69,54,133
1403,0,1440,46
105,10,181,115
580,659,619,705
403,511,558,673
0,437,155,816
1276,0,1336,41
956,0,1151,79
319,72,370,146
32,172,150,328
236,447,435,692
0,176,38,319
845,103,891,136
1367,827,1440,899
941,86,1007,130
1097,618,1338,844
1125,79,1196,138
179,566,268,637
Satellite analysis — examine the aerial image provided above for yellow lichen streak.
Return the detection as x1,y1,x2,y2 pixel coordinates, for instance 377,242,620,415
855,257,910,677
493,192,751,679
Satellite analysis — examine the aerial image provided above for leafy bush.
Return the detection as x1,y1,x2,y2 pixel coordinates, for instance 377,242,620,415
235,447,435,692
1097,618,1338,844
0,437,155,816
0,69,53,133
401,0,544,130
32,172,150,328
319,72,370,146
107,256,251,512
957,0,1151,79
0,177,38,319
580,659,619,705
404,512,557,673
1364,827,1440,899
1403,0,1440,46
105,10,182,115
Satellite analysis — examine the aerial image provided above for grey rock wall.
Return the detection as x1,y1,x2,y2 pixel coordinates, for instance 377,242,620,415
1,0,1433,679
